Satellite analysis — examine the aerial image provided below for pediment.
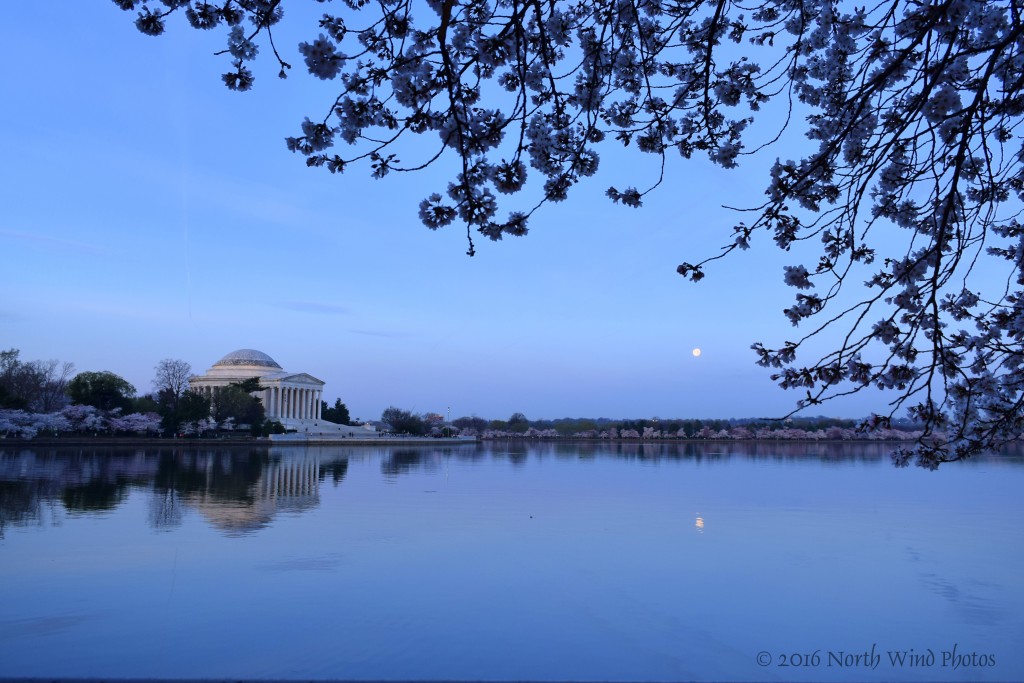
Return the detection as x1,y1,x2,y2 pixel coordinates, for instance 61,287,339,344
263,372,325,387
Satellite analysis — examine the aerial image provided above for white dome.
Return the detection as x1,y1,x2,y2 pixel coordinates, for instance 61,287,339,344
212,349,282,369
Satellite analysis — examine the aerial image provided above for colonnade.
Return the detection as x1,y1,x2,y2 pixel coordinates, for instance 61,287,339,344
193,384,322,421
264,385,322,421
259,457,320,500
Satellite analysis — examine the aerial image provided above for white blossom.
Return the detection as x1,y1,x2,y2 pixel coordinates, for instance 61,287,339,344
783,265,814,290
117,0,1024,466
227,25,258,60
299,35,344,80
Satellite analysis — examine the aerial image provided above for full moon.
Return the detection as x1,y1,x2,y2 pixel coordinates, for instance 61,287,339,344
692,348,702,357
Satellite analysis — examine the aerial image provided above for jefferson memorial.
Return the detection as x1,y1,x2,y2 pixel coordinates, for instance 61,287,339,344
190,349,357,432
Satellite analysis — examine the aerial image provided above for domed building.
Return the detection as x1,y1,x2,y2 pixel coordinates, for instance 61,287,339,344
190,349,326,426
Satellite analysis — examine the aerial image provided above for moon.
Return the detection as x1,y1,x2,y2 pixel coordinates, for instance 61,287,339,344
692,348,702,357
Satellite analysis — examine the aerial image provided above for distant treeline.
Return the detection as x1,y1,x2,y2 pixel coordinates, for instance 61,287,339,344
381,411,927,441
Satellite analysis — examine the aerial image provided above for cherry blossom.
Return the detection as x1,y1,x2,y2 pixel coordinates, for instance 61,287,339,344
114,0,1024,466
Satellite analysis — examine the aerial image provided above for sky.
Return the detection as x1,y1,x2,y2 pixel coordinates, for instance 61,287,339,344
1,2,898,422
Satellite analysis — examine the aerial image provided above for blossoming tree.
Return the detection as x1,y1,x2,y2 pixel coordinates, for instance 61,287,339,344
113,0,1023,466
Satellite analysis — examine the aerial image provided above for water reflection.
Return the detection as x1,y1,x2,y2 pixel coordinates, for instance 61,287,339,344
2,441,1022,538
1,441,1023,681
0,447,325,537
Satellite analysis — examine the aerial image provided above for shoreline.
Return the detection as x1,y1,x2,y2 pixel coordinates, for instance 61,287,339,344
1,436,477,447
4,435,923,447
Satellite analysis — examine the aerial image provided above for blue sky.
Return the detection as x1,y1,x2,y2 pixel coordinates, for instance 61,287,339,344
1,2,896,422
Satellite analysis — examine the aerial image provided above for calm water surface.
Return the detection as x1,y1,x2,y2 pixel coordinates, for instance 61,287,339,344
1,442,1022,681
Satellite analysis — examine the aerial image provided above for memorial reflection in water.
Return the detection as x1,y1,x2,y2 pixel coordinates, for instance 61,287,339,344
2,446,361,536
1,442,1022,682
3,441,1023,537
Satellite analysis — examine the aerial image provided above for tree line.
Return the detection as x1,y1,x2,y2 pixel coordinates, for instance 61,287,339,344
378,407,928,442
0,349,353,439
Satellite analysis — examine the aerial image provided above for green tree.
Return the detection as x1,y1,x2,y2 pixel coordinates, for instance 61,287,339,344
553,418,598,436
67,371,136,412
453,416,488,433
321,398,351,424
381,406,426,435
177,391,211,422
212,384,265,427
507,412,530,434
233,377,265,394
159,389,210,436
262,420,287,436
131,394,160,414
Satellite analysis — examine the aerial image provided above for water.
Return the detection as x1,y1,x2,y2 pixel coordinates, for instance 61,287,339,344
1,442,1022,681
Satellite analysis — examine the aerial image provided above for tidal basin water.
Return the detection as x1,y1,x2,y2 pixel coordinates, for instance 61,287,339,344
1,442,1022,682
